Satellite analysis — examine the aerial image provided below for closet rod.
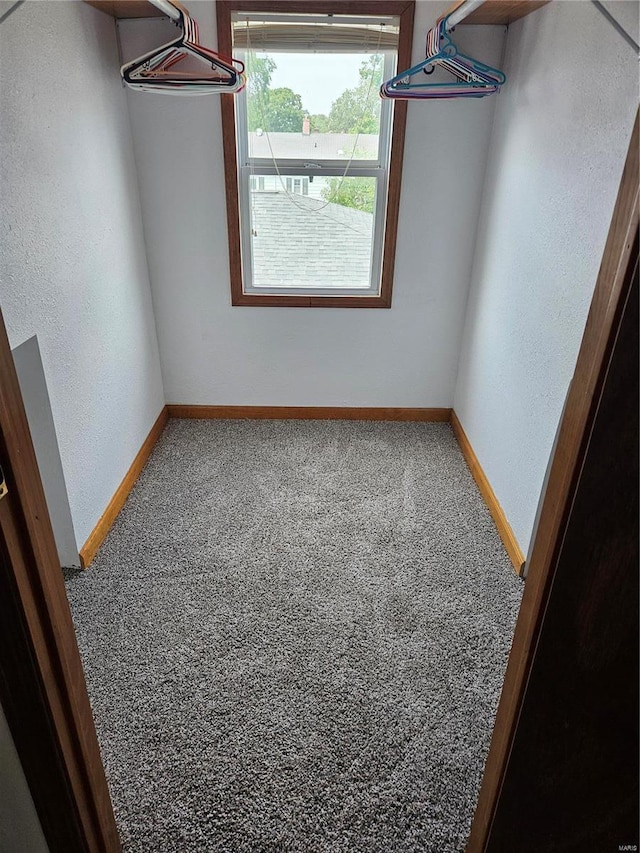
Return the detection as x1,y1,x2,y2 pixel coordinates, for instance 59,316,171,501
148,0,181,22
0,0,25,27
446,0,485,29
592,0,639,54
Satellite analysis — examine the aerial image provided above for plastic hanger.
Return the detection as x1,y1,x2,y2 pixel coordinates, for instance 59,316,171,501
122,6,246,95
381,15,505,100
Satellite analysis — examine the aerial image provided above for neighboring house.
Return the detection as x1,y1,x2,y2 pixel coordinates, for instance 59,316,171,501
250,174,320,199
247,131,379,201
250,193,373,288
248,131,379,161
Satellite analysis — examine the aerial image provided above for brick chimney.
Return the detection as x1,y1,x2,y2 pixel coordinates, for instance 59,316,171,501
302,116,311,136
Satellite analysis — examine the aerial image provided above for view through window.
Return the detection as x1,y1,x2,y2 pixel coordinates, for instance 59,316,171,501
231,13,400,299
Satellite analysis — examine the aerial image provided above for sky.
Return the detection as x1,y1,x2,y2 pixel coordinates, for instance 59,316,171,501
266,53,368,116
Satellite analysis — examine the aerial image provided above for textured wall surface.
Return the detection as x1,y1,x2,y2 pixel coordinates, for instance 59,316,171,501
120,2,504,407
453,0,639,555
0,1,165,547
12,336,79,567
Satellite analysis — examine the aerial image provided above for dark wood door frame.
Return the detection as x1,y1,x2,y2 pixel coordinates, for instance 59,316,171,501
484,222,639,852
0,306,120,851
0,118,636,853
467,111,639,851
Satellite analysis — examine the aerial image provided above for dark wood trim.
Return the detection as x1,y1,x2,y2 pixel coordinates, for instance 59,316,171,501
167,404,451,421
79,406,169,569
451,411,525,575
486,230,639,851
0,307,120,852
229,293,395,308
379,0,412,308
219,1,414,17
467,111,640,853
217,0,244,308
216,0,415,309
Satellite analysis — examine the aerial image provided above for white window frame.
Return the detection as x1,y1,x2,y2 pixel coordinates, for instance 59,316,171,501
233,14,398,298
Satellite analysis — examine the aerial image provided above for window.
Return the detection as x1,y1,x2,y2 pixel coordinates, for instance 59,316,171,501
217,1,415,308
285,177,309,195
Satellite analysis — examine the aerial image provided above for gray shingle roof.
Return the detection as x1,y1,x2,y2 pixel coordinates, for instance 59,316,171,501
248,132,378,161
250,192,373,289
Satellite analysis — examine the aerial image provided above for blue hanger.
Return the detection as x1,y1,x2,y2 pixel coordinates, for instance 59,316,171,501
381,15,505,100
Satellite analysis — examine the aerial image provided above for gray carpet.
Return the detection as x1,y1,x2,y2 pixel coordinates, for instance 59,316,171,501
64,419,523,853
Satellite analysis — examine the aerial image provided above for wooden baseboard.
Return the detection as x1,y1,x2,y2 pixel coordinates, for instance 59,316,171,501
79,407,169,569
450,411,526,576
78,404,520,573
166,405,452,422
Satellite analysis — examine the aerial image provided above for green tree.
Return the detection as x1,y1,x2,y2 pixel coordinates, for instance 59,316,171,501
262,88,304,132
308,113,329,133
328,55,383,134
246,55,276,131
246,54,276,96
321,177,375,213
246,54,305,132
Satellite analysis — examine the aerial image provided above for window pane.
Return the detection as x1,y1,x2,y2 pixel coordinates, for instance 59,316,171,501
248,174,377,290
245,52,384,161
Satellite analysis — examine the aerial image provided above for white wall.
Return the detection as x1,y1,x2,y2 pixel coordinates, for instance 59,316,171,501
13,336,79,567
120,1,505,406
0,705,49,853
453,0,639,556
0,1,165,549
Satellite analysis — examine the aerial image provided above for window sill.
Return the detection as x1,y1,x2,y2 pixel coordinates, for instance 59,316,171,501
231,292,392,308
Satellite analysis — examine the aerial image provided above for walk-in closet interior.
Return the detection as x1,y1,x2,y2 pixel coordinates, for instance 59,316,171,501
0,0,638,850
